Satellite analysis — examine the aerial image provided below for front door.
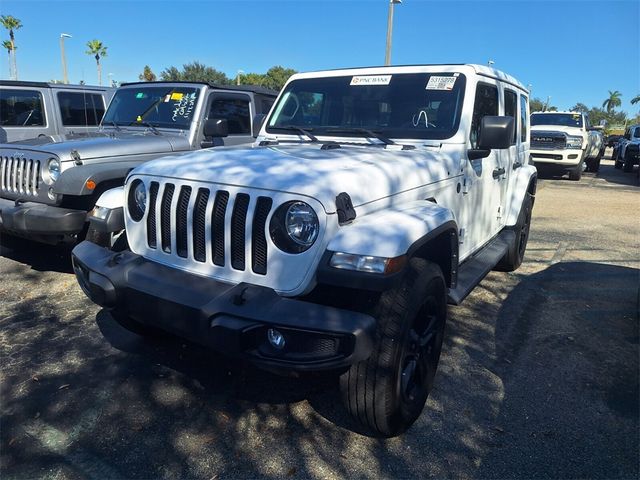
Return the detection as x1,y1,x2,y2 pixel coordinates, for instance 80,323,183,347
202,92,254,147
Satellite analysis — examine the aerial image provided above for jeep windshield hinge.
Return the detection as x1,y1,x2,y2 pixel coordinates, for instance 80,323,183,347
336,192,356,225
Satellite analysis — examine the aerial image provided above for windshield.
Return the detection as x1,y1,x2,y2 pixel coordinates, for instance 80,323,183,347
102,86,200,129
266,73,466,140
531,113,583,128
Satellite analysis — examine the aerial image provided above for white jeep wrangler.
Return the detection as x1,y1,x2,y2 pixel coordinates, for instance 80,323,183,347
72,64,536,436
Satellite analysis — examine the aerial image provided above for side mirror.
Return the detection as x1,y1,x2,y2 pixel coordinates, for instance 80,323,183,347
468,116,515,160
252,114,267,138
478,116,514,149
204,118,228,138
624,133,631,140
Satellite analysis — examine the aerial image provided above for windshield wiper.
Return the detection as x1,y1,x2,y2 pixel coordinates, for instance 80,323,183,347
273,125,318,142
130,121,161,135
325,127,396,145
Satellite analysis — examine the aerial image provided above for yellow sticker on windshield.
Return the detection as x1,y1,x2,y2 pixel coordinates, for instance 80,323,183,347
136,115,142,122
171,92,184,101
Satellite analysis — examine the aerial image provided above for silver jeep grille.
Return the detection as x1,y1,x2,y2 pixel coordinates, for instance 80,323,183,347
1,156,41,196
144,180,273,275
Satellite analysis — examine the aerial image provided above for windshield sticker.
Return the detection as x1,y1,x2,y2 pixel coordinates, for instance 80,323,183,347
426,76,457,91
163,94,171,103
136,115,142,122
170,92,184,101
350,75,392,86
135,92,145,99
171,92,196,122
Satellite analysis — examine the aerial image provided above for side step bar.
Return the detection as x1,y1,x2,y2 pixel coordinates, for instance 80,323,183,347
447,230,515,305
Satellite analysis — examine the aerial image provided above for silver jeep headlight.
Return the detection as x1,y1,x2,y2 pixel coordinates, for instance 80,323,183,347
43,158,61,185
566,136,583,149
127,179,146,221
270,201,319,253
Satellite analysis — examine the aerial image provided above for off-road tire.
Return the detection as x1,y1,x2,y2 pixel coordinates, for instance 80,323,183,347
623,151,635,173
495,192,533,272
340,258,447,437
568,164,582,181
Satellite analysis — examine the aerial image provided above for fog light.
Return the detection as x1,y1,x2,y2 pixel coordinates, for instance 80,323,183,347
267,328,285,350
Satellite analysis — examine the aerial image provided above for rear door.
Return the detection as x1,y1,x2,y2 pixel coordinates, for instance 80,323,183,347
0,87,55,142
55,90,106,136
499,87,520,228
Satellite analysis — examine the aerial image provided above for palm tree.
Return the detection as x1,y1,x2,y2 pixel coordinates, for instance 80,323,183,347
2,40,14,79
0,15,22,80
602,90,622,113
86,39,108,85
631,95,640,105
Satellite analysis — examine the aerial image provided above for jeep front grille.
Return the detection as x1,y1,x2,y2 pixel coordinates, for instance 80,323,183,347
144,181,273,275
0,156,41,196
531,133,567,150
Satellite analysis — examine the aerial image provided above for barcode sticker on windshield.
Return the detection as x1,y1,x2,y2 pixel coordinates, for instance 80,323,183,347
350,75,392,86
426,76,457,90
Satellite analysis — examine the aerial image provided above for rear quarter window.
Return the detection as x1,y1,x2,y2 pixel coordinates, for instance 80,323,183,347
0,88,46,126
57,91,106,126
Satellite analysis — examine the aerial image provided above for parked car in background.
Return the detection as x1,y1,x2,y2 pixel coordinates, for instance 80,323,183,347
0,81,114,142
0,81,277,245
606,134,623,148
614,124,640,172
530,111,603,179
72,64,537,436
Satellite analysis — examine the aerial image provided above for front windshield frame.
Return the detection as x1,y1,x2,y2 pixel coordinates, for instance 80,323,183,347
531,113,584,128
265,72,467,141
101,85,201,130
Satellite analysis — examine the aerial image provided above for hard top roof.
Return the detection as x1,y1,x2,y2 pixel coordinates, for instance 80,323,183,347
288,64,528,92
119,81,278,97
0,80,111,90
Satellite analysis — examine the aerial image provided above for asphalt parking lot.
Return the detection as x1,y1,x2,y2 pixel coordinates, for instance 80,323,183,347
1,151,638,480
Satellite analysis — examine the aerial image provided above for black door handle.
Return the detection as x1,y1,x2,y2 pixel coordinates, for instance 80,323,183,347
513,161,522,170
493,167,506,179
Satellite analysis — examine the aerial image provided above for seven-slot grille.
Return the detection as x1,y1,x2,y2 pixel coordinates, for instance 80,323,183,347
531,132,567,150
144,181,274,275
0,156,41,196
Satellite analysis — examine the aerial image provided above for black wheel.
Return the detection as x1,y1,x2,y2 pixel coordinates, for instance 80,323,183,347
568,164,582,181
623,151,634,173
495,192,533,272
340,258,447,437
85,224,128,252
584,159,595,173
594,156,601,173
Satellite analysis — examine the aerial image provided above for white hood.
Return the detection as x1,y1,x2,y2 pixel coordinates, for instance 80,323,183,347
132,143,453,213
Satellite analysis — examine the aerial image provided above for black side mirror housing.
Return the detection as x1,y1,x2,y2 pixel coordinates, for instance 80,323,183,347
252,114,267,138
468,116,514,160
204,118,228,138
478,116,515,150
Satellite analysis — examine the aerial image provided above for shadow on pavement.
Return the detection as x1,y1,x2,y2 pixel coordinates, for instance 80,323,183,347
1,261,638,479
0,234,74,274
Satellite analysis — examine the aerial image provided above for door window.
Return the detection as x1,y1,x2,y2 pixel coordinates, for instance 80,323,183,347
0,89,46,126
57,92,106,126
470,83,498,148
520,95,528,142
208,97,251,135
504,89,518,145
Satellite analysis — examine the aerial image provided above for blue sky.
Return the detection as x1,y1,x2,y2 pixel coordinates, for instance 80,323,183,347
1,0,638,113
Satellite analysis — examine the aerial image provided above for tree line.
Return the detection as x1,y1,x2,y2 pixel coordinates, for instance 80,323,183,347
138,63,296,91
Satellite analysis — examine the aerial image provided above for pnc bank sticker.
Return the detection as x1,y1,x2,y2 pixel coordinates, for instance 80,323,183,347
135,92,144,99
426,76,457,90
350,75,392,86
171,92,184,100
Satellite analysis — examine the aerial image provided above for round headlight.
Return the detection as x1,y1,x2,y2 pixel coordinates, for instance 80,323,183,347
270,201,319,253
45,158,61,184
128,179,146,221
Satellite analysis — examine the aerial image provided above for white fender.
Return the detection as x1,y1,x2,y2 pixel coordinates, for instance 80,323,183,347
327,200,456,259
504,164,537,226
95,186,125,209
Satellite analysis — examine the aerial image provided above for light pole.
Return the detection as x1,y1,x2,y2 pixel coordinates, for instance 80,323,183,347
60,33,72,84
236,69,244,86
384,0,402,66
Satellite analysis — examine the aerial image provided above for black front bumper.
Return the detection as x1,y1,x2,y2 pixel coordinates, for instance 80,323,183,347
0,197,87,239
71,241,376,371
